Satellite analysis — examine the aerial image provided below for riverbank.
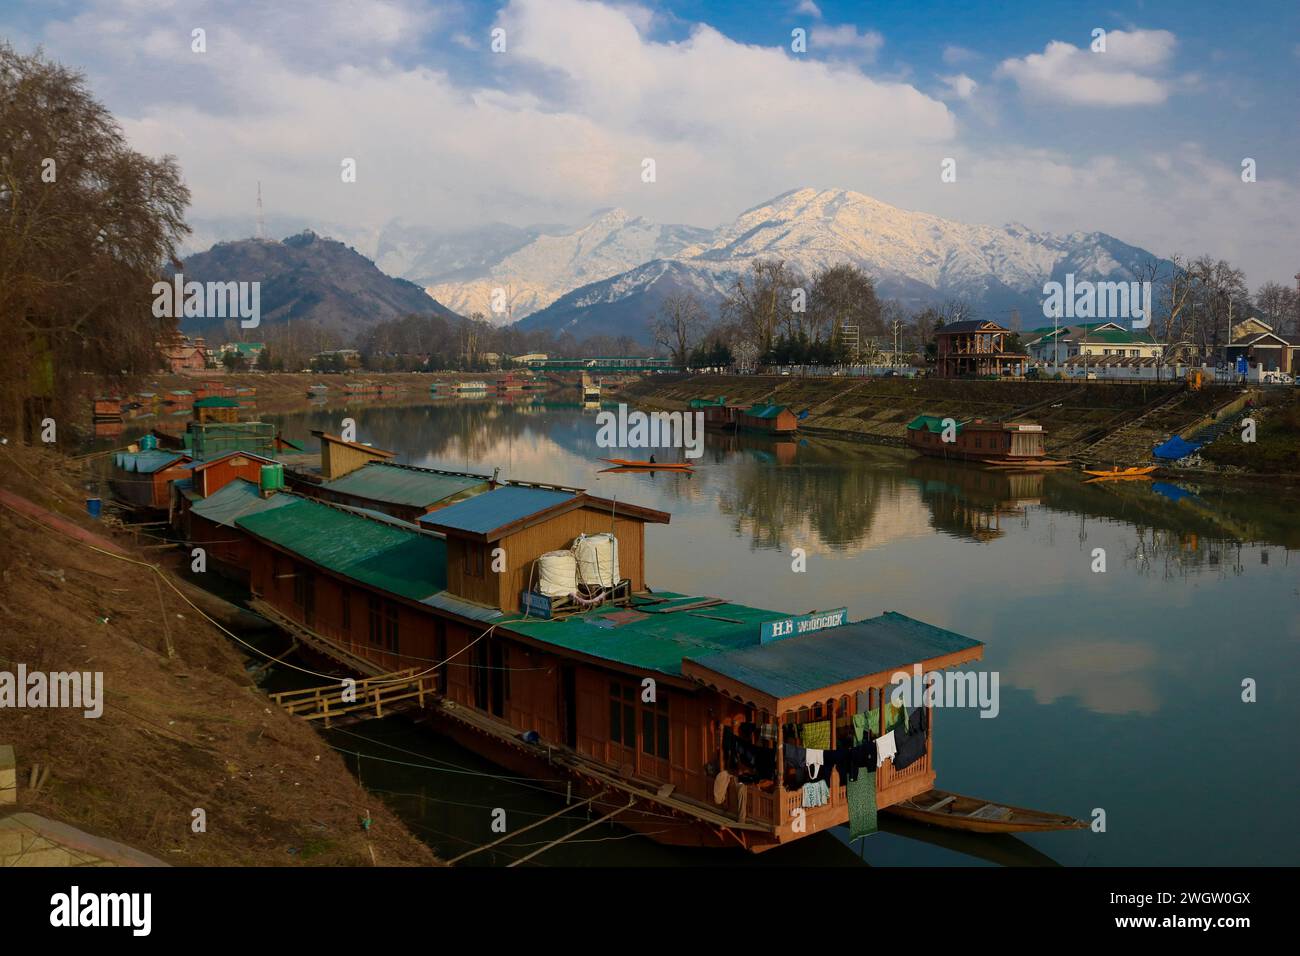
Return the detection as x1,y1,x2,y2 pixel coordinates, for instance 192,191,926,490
0,444,440,866
622,373,1295,478
83,370,515,433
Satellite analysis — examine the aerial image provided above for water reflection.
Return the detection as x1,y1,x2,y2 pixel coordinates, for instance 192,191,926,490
251,399,1300,866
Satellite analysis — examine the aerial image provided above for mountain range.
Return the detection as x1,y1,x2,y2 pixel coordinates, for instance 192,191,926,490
181,188,1169,347
513,188,1169,343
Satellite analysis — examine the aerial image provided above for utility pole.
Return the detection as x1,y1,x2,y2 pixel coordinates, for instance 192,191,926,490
256,181,265,241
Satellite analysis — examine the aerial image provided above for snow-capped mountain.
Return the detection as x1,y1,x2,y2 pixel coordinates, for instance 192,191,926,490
516,187,1169,344
423,208,713,324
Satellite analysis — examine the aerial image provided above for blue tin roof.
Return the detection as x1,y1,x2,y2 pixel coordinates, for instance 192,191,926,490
417,486,577,539
684,612,984,700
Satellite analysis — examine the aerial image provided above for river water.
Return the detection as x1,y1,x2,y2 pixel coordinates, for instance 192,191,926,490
259,397,1299,866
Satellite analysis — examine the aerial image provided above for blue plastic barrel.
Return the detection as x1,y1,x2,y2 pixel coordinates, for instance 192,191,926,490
86,497,102,519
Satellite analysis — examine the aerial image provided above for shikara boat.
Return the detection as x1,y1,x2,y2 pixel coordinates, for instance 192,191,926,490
883,789,1087,834
599,458,694,470
1082,466,1158,479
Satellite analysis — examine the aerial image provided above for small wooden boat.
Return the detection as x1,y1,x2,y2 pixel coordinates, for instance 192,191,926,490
1082,466,1158,479
599,458,694,471
883,789,1087,834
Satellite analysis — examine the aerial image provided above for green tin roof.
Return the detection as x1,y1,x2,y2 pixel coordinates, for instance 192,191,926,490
744,403,789,420
906,415,963,435
1081,329,1153,344
236,497,446,600
685,611,984,700
501,592,789,676
322,462,489,510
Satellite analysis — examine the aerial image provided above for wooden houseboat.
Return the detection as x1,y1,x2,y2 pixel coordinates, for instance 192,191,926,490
905,416,1067,467
221,484,1005,850
93,396,124,423
193,396,241,424
112,448,194,510
690,396,739,432
736,403,799,437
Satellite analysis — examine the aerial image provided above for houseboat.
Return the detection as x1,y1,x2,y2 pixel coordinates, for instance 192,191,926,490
157,437,1084,852
457,380,489,396
690,396,739,432
736,403,799,437
92,396,124,423
906,416,1068,468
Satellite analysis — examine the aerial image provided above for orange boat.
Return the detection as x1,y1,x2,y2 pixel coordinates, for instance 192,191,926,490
599,458,694,471
1082,466,1158,479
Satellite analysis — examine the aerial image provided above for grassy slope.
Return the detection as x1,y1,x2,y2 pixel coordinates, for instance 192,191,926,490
1199,392,1300,473
0,444,439,866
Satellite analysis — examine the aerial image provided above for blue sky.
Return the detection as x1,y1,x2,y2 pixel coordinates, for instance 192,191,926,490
3,0,1296,286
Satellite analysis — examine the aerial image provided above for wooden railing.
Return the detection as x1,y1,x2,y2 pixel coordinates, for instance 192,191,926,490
269,668,431,726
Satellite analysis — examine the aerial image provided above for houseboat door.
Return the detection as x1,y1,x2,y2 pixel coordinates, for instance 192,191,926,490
293,564,316,628
473,637,506,718
559,664,578,748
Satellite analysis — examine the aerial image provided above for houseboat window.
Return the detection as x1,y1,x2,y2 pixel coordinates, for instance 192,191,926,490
974,437,982,449
384,601,399,652
609,682,636,747
640,694,670,759
368,595,382,646
466,542,486,578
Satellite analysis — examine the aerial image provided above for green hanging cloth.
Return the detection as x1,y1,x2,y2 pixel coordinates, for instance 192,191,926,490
801,720,831,750
851,713,868,746
884,701,909,734
847,770,877,840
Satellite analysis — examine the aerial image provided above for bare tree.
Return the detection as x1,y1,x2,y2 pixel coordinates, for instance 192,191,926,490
719,258,801,358
652,292,707,367
808,263,883,351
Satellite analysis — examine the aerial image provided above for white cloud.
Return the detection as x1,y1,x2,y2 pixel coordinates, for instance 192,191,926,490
795,0,823,17
25,0,951,236
996,29,1178,106
810,24,884,60
939,73,977,100
14,2,1294,286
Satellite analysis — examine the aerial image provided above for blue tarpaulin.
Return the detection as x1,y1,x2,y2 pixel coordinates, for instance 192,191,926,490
1153,435,1203,460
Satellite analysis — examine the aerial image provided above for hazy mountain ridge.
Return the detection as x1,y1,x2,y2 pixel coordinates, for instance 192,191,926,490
175,231,460,339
